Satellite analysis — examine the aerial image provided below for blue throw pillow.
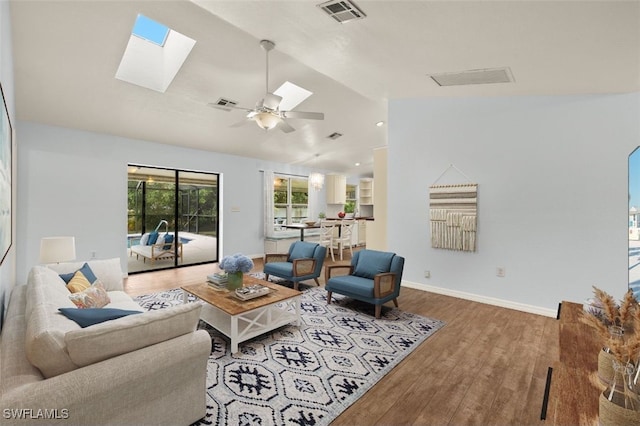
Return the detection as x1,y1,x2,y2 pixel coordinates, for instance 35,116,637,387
59,263,98,285
147,231,159,245
58,308,143,328
163,233,174,250
353,250,396,279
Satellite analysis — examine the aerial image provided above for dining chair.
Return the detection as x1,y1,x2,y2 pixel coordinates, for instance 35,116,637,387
319,220,337,262
336,219,355,260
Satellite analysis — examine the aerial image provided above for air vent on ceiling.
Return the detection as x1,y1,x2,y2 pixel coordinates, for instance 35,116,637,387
213,98,238,111
327,132,343,140
429,67,515,87
317,0,366,24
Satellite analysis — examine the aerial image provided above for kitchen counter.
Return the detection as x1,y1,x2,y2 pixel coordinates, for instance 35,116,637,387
326,217,374,220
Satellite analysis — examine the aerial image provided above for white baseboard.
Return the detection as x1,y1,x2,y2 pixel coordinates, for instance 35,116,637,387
402,280,557,318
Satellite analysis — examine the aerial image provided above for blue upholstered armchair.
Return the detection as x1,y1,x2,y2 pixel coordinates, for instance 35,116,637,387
263,241,327,291
325,249,405,318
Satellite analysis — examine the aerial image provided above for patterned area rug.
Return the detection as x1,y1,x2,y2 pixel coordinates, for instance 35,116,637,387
134,280,445,426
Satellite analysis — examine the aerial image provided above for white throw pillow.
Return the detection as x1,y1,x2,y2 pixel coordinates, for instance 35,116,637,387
139,233,150,245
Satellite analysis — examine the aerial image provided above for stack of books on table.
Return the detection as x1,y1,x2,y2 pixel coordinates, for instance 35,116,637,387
207,273,228,289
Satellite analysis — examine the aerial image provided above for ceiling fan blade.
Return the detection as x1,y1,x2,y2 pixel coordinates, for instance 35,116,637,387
282,111,324,120
208,102,254,113
277,120,296,133
230,117,252,128
263,93,282,110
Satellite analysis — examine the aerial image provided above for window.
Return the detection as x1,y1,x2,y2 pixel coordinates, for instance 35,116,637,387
127,165,219,273
274,175,309,230
345,184,357,214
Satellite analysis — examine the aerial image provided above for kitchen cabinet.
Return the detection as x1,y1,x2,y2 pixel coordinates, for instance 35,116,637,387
326,174,346,204
359,178,374,205
357,220,367,246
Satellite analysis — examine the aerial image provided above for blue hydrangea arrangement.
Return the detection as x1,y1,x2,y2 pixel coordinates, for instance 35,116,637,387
219,253,254,273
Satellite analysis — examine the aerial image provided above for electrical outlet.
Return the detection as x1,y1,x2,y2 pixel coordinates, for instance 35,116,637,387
424,270,431,278
90,250,97,259
496,267,505,277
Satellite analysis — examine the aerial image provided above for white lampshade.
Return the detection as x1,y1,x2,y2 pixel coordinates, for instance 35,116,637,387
254,112,282,130
309,172,324,191
39,236,76,264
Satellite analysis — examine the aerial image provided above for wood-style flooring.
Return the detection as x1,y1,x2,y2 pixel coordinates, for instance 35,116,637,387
124,253,559,425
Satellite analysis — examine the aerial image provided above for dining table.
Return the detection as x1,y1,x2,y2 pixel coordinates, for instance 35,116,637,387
282,223,320,241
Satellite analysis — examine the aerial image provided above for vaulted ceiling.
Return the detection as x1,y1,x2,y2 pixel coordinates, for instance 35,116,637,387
10,0,640,176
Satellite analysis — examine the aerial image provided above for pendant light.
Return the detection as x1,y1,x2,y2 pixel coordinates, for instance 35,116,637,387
309,154,324,191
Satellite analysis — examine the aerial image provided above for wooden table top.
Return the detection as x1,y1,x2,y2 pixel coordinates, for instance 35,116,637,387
181,275,301,316
282,223,320,229
546,301,601,425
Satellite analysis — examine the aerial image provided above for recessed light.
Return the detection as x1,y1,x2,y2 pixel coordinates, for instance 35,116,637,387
355,162,360,166
376,121,384,127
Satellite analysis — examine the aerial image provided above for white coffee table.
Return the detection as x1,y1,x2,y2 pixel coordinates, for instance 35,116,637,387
181,276,301,353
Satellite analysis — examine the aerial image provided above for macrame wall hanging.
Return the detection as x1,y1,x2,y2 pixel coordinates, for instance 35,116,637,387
429,165,478,252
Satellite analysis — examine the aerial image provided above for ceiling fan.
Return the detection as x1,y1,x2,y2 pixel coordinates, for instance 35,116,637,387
208,40,324,133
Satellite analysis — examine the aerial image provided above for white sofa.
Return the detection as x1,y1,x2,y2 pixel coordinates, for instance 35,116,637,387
0,258,211,425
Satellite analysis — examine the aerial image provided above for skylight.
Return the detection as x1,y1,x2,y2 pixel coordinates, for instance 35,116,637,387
132,14,169,46
115,14,196,93
273,81,312,112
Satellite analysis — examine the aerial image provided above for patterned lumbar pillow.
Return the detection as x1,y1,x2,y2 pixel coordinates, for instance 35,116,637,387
66,271,92,293
69,280,111,309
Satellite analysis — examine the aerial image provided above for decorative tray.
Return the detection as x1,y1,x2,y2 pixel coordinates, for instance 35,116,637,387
234,285,271,301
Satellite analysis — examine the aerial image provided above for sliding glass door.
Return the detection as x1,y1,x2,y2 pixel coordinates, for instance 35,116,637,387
127,165,219,273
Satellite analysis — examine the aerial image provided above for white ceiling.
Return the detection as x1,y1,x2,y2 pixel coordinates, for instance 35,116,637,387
10,0,640,176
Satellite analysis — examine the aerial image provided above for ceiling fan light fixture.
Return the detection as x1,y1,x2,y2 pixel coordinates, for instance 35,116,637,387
254,112,282,130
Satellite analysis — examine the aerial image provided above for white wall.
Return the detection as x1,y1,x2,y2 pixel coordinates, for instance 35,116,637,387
389,93,640,315
0,0,15,327
16,121,328,284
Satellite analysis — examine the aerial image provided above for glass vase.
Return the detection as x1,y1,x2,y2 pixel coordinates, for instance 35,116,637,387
227,271,244,290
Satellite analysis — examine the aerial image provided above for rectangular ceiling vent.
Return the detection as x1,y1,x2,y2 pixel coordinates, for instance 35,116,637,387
212,98,237,111
317,0,366,24
327,132,343,140
429,67,515,87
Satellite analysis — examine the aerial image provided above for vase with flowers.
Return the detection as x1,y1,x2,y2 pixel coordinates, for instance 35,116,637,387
581,286,640,424
219,253,254,290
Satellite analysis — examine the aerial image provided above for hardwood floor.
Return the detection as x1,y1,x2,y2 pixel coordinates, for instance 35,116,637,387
124,254,559,425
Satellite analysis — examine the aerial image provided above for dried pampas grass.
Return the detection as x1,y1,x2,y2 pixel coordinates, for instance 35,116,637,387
581,286,640,365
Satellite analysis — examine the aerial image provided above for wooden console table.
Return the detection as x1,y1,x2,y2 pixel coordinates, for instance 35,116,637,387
545,301,602,425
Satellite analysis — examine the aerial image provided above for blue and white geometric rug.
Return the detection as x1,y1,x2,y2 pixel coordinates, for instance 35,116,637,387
135,283,445,426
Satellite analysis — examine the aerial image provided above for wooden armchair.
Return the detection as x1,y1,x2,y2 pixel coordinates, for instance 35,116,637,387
325,249,405,318
263,241,326,291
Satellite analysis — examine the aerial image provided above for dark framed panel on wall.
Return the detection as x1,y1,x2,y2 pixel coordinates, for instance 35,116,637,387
0,83,12,266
